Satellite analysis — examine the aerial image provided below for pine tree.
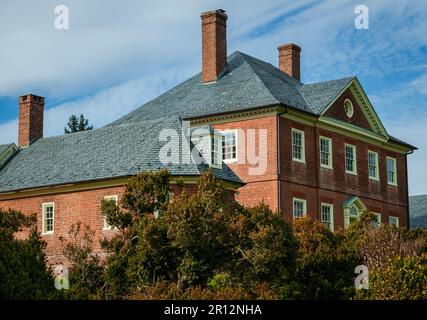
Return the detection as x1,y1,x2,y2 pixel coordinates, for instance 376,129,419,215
64,114,93,134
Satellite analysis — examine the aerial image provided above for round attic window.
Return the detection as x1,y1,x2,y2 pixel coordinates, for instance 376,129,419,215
344,99,354,118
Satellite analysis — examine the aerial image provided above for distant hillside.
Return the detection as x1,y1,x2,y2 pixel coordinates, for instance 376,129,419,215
409,195,427,229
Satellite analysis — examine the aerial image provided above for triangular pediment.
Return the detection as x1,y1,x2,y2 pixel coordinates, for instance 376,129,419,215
320,78,389,139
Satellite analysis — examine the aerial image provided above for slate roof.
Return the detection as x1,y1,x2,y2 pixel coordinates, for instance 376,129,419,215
0,117,241,193
0,51,415,193
110,52,353,126
0,144,13,156
298,77,354,114
409,195,427,229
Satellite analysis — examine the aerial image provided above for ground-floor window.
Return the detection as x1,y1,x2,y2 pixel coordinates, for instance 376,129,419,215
389,216,399,227
321,203,334,231
42,202,54,234
103,195,118,230
292,198,306,219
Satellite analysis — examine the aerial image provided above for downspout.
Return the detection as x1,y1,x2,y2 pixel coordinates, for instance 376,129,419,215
405,149,414,230
314,121,320,220
277,114,282,215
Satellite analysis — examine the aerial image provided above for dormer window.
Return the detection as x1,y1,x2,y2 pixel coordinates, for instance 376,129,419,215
344,99,354,118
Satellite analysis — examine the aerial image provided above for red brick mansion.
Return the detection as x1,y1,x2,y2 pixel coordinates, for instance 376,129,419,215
0,9,416,262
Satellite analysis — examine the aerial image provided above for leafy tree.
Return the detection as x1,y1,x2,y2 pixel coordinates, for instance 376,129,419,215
288,216,360,299
348,212,427,300
0,209,55,299
356,254,427,300
64,114,93,134
59,222,105,299
101,169,297,298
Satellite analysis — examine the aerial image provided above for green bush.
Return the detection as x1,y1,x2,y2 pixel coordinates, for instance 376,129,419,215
0,209,55,299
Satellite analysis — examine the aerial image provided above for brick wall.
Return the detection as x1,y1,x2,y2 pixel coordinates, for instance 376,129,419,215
279,116,408,229
211,115,279,211
18,94,44,148
324,88,371,130
0,183,205,264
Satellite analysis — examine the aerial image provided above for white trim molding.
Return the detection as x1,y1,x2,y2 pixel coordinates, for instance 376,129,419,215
41,202,55,235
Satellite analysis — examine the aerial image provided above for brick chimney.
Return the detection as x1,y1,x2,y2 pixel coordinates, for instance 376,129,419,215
201,9,228,83
278,43,301,81
18,94,44,148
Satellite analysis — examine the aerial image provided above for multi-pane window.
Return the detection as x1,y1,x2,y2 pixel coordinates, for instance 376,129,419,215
368,151,379,180
42,203,54,234
222,131,237,162
345,144,357,174
292,198,306,219
321,203,334,231
292,129,305,162
211,136,221,166
320,137,332,168
387,157,397,185
389,216,399,227
103,195,118,230
372,213,381,229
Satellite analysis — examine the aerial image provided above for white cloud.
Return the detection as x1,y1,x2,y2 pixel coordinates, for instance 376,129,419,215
1,0,427,194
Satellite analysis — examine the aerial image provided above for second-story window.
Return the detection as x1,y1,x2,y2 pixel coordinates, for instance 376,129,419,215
319,136,332,169
387,157,397,185
292,129,305,163
345,144,357,174
368,151,379,180
222,130,237,162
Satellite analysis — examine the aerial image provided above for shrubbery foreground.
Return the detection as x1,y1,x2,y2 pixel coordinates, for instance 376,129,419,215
1,169,426,300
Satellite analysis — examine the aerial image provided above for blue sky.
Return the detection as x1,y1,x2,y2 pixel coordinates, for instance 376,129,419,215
0,0,426,195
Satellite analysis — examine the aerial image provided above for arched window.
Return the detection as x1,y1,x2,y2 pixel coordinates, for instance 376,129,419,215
343,196,367,228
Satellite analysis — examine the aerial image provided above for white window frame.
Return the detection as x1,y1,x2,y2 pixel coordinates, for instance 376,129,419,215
344,99,354,118
321,203,334,232
291,128,305,163
386,157,397,186
373,212,381,228
42,202,55,235
103,195,118,230
345,144,357,175
319,136,333,169
389,216,399,227
368,150,379,181
221,130,238,164
211,134,222,167
292,197,307,219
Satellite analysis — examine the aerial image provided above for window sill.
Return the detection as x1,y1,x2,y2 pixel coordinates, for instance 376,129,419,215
292,158,306,164
223,158,237,164
320,165,333,170
369,177,380,182
345,171,358,176
41,232,54,236
387,182,398,187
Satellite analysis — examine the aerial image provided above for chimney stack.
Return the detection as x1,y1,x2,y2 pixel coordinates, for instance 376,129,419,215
201,9,228,83
278,43,301,81
18,94,44,148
